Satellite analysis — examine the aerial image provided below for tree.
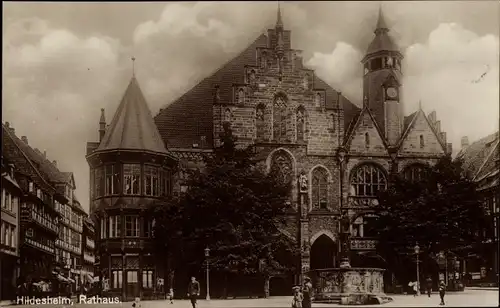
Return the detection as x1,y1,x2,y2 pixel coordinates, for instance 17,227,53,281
152,123,298,297
373,156,490,282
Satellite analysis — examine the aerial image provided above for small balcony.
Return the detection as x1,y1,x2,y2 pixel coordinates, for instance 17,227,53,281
350,237,378,250
30,211,59,234
86,237,95,249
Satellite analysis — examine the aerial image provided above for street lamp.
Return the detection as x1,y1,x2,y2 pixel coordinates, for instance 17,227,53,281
204,247,210,300
414,243,421,296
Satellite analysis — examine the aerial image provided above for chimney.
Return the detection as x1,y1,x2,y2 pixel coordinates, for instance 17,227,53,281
428,111,436,124
5,122,9,128
440,132,447,144
43,151,47,159
5,122,15,135
21,136,28,144
446,143,453,155
461,136,469,148
99,108,106,142
52,160,57,167
434,120,441,133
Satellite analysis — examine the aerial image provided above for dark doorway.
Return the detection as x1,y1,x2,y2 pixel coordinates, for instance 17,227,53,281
310,234,336,270
269,275,293,296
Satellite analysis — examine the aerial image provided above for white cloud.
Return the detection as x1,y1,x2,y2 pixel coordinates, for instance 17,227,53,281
304,22,499,151
2,18,124,211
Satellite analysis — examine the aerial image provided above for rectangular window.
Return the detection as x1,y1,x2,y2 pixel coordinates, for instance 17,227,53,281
0,222,4,245
4,192,11,210
371,58,383,70
142,270,153,288
127,271,138,283
105,165,114,195
11,225,15,248
109,216,122,238
112,270,123,289
113,164,122,195
5,225,11,247
144,166,153,196
100,218,107,239
29,182,34,192
125,216,139,237
165,170,172,196
124,164,141,195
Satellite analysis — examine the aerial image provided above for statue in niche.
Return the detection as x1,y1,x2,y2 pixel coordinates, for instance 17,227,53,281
238,89,244,104
224,109,231,122
256,108,264,121
299,173,308,193
297,109,305,141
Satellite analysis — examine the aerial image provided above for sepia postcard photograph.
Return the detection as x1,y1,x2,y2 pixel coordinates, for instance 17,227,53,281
1,1,499,307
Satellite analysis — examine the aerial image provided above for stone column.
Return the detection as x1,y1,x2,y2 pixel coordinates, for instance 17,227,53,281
298,172,310,283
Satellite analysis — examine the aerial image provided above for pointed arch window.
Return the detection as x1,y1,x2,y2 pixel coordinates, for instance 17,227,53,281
365,133,370,147
237,88,244,104
350,164,387,197
419,135,425,148
273,95,287,140
270,151,293,185
224,108,231,123
296,106,306,142
261,52,267,69
315,93,321,108
312,167,328,209
256,104,265,140
248,70,256,84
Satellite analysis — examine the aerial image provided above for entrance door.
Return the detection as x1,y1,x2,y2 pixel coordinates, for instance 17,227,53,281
310,234,337,270
126,271,139,299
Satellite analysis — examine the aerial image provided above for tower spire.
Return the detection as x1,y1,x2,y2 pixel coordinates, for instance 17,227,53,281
375,4,389,34
131,56,136,77
276,1,284,30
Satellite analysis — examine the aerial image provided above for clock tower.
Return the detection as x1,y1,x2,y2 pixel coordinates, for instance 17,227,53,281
362,7,404,145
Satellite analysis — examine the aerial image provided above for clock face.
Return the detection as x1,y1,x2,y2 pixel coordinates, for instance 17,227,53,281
386,87,397,99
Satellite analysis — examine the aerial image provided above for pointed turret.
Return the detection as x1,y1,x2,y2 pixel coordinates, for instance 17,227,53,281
276,2,284,30
96,76,167,154
374,6,389,34
99,108,106,142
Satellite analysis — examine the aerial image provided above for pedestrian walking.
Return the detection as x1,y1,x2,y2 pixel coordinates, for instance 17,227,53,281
187,277,200,308
291,286,303,308
426,276,432,297
168,288,174,304
438,280,446,305
301,277,313,308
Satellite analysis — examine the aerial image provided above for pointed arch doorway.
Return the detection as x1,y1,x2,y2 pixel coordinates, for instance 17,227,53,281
310,234,337,270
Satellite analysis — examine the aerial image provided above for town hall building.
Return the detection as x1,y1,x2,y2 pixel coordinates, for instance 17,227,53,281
88,6,452,299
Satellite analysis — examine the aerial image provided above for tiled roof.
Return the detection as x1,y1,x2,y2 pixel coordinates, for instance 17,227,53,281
456,132,499,180
154,32,358,149
97,76,168,154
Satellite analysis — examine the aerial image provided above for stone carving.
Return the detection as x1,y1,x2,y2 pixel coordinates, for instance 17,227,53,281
270,152,293,185
297,109,305,141
347,197,380,208
350,239,377,250
299,173,308,193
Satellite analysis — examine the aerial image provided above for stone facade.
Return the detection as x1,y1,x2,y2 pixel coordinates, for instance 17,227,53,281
154,8,451,288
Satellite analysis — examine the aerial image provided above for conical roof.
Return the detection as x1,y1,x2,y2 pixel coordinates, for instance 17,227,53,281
96,76,168,154
365,7,399,55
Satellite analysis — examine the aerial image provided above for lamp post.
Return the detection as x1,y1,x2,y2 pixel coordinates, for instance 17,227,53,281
414,243,421,296
204,247,210,300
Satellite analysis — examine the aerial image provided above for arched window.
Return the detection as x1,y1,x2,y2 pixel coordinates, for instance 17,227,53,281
249,70,256,84
315,93,321,108
296,106,306,142
312,167,328,209
270,151,293,185
365,133,370,147
256,104,265,140
224,108,231,122
273,94,287,140
350,164,387,197
237,89,244,104
261,52,267,68
303,75,309,89
403,164,429,183
419,135,425,148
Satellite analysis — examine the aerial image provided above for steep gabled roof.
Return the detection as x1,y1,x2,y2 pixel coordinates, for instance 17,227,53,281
154,32,358,149
457,132,499,181
97,77,168,154
396,108,447,152
343,106,388,150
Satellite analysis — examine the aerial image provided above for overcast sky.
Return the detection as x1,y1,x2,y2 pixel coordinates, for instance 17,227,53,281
3,1,499,212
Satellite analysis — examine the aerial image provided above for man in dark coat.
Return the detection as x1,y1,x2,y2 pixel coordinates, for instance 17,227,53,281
302,277,313,308
426,276,432,297
438,280,446,305
187,277,200,308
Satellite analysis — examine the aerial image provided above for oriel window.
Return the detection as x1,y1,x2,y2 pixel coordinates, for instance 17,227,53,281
124,164,141,195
